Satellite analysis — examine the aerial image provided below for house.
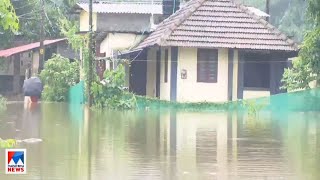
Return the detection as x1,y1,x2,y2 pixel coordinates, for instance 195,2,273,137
131,0,298,102
73,0,175,86
74,0,165,59
0,38,79,96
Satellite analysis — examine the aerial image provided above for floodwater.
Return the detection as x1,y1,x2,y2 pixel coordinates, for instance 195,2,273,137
0,103,319,180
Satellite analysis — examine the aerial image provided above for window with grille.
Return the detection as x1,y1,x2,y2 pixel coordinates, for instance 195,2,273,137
197,49,218,83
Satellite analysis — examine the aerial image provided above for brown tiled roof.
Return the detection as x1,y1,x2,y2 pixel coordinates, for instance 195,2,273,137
136,0,298,51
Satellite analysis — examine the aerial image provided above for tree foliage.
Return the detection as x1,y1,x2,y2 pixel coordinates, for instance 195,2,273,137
0,0,77,49
242,0,307,42
0,0,19,32
307,0,320,26
91,64,137,110
40,54,79,101
282,0,320,91
0,138,16,148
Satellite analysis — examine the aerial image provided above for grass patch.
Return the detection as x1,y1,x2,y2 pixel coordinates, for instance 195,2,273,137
135,95,240,112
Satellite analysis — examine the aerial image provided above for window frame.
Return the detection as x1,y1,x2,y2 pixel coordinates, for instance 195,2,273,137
197,48,219,83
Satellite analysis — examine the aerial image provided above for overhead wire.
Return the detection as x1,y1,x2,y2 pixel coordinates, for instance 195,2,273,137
112,58,295,64
14,1,38,10
17,10,41,18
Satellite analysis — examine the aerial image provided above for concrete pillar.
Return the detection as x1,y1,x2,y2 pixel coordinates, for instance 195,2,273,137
32,51,40,76
237,51,244,99
12,54,21,94
232,50,239,101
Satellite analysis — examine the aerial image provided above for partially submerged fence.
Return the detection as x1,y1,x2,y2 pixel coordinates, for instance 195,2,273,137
68,81,85,105
68,80,320,113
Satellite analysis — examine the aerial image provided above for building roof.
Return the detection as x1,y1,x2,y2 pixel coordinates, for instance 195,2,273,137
79,0,161,3
246,7,270,17
0,38,66,58
77,1,163,14
136,0,298,51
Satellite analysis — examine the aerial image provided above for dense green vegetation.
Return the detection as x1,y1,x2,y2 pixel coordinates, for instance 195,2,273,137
40,54,80,101
92,64,137,109
282,0,320,91
0,0,19,32
242,0,307,42
0,0,308,49
0,138,16,148
0,0,76,49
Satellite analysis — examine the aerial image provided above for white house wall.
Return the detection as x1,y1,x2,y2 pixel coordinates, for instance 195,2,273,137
232,50,239,101
243,90,270,100
79,11,97,32
100,33,145,58
176,47,229,103
160,47,171,101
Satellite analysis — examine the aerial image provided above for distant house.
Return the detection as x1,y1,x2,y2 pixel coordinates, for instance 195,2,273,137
73,0,171,85
131,0,298,102
0,39,79,95
74,0,164,58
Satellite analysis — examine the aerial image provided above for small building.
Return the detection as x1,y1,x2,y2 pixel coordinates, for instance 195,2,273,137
74,0,169,86
0,38,79,96
74,0,164,59
132,0,298,102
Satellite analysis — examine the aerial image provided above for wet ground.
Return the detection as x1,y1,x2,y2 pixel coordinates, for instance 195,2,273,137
0,102,319,180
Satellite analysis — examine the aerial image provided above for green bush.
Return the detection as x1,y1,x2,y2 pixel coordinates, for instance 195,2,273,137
0,95,6,112
40,54,79,102
92,64,137,110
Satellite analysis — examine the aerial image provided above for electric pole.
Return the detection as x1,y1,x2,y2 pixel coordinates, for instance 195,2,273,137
39,0,45,74
266,0,270,22
88,0,93,106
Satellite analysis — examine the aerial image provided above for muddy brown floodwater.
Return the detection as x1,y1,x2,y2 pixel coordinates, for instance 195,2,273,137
0,102,319,180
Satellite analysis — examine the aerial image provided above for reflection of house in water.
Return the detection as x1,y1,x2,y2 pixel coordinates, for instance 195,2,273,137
156,111,296,179
1,104,319,179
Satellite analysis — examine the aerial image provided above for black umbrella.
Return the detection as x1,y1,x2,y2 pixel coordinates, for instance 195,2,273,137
23,77,43,97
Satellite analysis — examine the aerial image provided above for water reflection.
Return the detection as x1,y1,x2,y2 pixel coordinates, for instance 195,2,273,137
0,103,319,179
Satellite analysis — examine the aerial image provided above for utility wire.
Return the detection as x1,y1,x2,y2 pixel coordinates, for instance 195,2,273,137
14,1,38,10
105,58,294,64
17,10,41,17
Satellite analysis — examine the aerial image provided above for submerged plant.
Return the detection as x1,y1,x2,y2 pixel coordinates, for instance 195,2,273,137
135,95,232,112
40,54,80,102
242,100,266,119
91,64,137,110
0,138,16,148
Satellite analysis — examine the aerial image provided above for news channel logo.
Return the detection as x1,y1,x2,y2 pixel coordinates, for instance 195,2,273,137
5,149,27,174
